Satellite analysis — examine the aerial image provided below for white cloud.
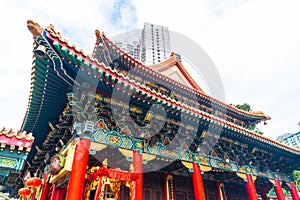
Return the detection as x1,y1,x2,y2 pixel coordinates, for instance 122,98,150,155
111,0,138,30
0,0,299,139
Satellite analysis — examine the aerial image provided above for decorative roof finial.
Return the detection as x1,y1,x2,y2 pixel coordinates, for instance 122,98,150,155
27,20,42,36
95,29,103,39
46,24,61,37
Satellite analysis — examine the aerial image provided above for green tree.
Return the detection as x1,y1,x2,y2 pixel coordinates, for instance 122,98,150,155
293,171,300,190
235,103,251,112
233,103,264,135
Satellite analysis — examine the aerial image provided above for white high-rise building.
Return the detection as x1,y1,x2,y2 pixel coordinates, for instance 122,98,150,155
277,132,300,148
141,22,171,66
114,40,140,60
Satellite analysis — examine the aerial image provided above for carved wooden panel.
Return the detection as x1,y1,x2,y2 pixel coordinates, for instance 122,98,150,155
120,185,130,200
175,191,186,200
225,183,248,200
173,175,193,191
188,192,195,200
144,189,151,200
143,172,164,200
155,190,162,200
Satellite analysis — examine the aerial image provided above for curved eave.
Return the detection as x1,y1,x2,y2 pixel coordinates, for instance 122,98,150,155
21,44,70,146
0,128,34,141
44,28,300,156
151,53,205,93
98,34,270,122
223,126,300,156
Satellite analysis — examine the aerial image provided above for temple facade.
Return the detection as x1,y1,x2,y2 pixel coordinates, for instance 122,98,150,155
0,128,34,194
12,20,300,200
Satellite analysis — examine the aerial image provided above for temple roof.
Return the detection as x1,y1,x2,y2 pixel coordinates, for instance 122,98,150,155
6,19,297,198
150,52,205,93
0,128,34,193
92,30,270,125
0,128,34,152
22,20,300,160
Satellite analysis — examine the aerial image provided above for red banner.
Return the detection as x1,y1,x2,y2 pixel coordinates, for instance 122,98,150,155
87,167,138,182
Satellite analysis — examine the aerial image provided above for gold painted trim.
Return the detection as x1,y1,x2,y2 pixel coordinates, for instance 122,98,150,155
181,161,193,169
143,153,156,161
90,142,107,151
200,165,212,172
118,148,156,161
119,148,133,158
236,172,247,179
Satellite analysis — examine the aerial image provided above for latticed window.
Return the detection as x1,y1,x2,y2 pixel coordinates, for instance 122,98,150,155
188,193,195,200
175,192,186,200
155,190,161,200
120,186,130,200
144,189,151,200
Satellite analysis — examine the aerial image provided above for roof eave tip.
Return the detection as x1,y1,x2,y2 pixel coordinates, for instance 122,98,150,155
95,29,104,39
27,20,42,36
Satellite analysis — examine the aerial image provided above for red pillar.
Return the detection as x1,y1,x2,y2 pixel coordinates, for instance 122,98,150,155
192,162,206,200
133,150,143,200
66,138,91,200
274,180,285,200
41,173,51,200
245,174,258,200
290,182,300,200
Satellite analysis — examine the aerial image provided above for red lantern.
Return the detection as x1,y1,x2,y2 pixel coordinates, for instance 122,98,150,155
18,187,31,200
26,177,42,188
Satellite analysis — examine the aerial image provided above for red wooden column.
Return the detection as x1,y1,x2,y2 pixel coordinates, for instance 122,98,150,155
245,174,258,200
66,138,91,200
133,150,143,200
290,182,300,200
40,173,51,200
274,180,286,200
192,162,206,200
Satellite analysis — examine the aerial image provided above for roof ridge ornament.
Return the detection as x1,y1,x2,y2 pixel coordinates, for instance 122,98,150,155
46,24,61,38
95,29,104,39
27,20,42,36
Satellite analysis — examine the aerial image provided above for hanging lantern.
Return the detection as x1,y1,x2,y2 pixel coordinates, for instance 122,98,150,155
18,187,31,199
25,177,42,200
34,45,46,58
26,177,42,188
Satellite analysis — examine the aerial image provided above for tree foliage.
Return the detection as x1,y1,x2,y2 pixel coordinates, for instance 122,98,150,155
233,103,264,135
235,103,251,112
293,171,300,190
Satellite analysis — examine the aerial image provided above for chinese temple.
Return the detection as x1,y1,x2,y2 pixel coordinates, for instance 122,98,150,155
11,20,300,200
0,128,34,194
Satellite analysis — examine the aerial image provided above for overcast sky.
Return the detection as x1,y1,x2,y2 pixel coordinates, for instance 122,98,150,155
0,0,299,139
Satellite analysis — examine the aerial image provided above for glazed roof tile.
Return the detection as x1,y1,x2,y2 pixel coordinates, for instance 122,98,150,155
0,128,34,151
23,21,300,156
0,128,34,141
95,32,271,124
